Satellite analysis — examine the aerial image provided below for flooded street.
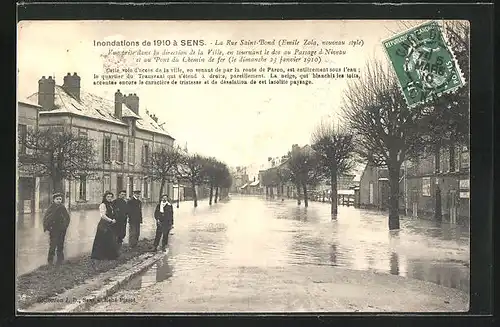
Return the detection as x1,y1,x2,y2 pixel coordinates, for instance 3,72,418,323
78,195,470,312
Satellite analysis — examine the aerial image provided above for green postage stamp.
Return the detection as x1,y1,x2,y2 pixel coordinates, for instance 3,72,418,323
383,21,465,107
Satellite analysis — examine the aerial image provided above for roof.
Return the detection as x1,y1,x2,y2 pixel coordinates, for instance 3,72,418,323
240,183,249,189
27,86,174,139
249,180,260,187
352,163,367,182
338,189,355,195
18,98,42,108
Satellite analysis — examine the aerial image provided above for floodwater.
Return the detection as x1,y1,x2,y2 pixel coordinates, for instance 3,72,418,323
17,195,469,295
124,196,470,294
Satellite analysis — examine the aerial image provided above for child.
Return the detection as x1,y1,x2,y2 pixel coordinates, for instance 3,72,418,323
43,193,70,265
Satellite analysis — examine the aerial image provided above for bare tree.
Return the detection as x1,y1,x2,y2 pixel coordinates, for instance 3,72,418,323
20,127,98,200
311,120,355,216
214,162,230,203
177,153,207,208
285,147,322,207
342,60,426,230
149,145,182,201
203,157,220,205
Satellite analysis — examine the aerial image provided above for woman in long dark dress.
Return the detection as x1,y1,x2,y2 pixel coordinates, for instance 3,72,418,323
91,191,119,260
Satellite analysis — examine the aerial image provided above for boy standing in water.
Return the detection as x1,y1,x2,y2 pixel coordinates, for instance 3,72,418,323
43,193,70,265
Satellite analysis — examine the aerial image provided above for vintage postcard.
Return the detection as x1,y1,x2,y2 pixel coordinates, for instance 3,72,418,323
16,20,470,313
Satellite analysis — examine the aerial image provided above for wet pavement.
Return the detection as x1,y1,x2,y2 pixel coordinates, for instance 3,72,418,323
80,195,470,312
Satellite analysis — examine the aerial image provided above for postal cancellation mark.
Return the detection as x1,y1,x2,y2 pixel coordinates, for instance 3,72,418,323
383,21,465,107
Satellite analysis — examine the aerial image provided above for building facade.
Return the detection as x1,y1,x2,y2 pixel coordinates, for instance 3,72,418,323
17,100,42,214
358,144,469,224
27,73,176,210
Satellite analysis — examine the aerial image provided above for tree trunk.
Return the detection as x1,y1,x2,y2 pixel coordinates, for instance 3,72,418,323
265,187,269,197
296,184,301,205
209,185,214,205
215,187,219,203
192,183,198,208
331,170,338,216
388,165,401,230
270,186,274,198
303,184,309,207
159,178,166,202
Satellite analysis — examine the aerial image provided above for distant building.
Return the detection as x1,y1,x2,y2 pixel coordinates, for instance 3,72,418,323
230,166,250,193
26,73,176,210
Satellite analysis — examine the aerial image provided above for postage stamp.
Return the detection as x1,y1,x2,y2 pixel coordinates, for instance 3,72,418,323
383,20,465,107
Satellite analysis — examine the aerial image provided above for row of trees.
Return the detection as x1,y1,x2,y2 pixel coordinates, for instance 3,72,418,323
261,21,469,230
261,122,355,215
19,127,232,208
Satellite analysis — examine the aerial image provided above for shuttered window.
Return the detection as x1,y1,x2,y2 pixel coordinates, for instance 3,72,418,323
103,136,111,162
128,140,135,165
111,139,117,162
79,175,87,200
118,139,124,162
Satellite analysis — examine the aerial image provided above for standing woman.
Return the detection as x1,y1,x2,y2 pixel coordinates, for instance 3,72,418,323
91,191,119,260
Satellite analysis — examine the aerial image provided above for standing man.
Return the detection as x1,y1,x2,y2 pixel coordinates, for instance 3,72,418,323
113,190,129,248
43,193,71,265
127,190,143,248
152,194,174,252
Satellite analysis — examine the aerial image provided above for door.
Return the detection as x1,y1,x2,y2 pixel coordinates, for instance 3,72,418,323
117,175,124,193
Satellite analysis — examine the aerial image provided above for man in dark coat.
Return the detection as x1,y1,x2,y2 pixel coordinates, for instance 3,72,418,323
43,193,70,265
152,194,174,252
112,190,129,247
127,190,143,248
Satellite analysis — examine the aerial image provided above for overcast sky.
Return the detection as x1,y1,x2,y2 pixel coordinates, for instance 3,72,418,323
17,20,424,179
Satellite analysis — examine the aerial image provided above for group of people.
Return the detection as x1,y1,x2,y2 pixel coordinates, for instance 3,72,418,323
42,190,174,265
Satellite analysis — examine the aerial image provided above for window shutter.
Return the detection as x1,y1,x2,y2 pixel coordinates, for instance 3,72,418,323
111,139,117,162
124,140,128,164
141,144,145,165
102,137,106,162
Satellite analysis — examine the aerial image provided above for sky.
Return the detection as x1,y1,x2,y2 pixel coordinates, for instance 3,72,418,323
17,20,424,180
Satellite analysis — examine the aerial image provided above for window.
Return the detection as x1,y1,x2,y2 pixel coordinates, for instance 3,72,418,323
103,136,111,162
111,139,117,161
128,140,135,165
460,146,469,170
79,175,87,200
142,144,150,166
103,175,111,193
118,139,124,162
117,175,124,193
422,177,431,196
434,149,441,173
18,124,27,154
78,129,88,139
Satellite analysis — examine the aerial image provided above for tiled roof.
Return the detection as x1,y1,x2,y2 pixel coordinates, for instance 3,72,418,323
27,86,174,139
249,180,260,187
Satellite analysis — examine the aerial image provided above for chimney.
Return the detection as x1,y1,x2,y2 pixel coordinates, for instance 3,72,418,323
124,93,139,114
38,76,55,111
62,72,81,101
114,89,123,119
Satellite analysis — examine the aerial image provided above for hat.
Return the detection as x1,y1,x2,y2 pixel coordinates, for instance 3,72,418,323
52,193,63,200
133,190,141,194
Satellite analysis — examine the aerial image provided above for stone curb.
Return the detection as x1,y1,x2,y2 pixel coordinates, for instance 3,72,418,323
59,251,166,313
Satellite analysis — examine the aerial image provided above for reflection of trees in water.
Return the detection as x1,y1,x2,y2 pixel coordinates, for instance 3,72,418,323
330,243,337,265
288,231,327,264
390,252,399,275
